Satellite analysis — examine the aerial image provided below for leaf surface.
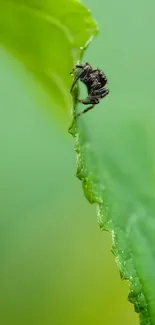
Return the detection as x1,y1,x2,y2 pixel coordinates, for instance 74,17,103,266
0,0,97,118
69,81,155,324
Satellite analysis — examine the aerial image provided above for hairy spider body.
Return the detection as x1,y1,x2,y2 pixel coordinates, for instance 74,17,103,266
70,62,109,117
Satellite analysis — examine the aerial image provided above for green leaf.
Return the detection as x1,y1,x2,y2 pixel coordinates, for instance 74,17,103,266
0,0,97,120
69,79,155,323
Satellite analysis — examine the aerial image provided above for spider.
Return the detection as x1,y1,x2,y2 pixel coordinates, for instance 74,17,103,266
70,62,109,117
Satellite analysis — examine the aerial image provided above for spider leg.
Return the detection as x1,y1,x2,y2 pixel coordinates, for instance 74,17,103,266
91,87,109,98
75,105,95,118
75,88,109,118
70,62,91,74
70,63,91,93
70,69,86,93
70,64,85,75
75,98,99,118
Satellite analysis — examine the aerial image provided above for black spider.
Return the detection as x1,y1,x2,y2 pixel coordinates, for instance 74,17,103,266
70,62,109,117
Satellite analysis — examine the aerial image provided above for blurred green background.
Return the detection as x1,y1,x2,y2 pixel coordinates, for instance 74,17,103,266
1,0,151,323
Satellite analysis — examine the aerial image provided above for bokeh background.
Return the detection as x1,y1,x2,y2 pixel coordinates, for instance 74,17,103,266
1,0,151,323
